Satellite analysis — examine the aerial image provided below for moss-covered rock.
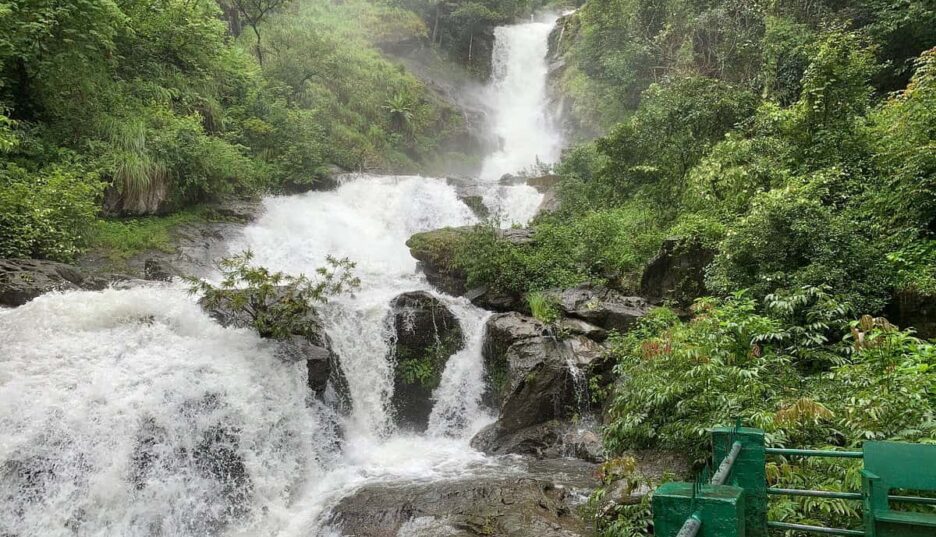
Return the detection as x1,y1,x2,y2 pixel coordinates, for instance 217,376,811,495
406,226,472,295
388,291,464,431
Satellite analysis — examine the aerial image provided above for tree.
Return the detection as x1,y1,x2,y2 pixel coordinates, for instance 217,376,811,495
229,0,292,65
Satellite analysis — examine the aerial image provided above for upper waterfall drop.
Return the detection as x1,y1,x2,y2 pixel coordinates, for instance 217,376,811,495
480,16,564,181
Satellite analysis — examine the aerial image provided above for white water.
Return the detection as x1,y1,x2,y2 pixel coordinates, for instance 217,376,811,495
480,16,564,181
0,17,563,537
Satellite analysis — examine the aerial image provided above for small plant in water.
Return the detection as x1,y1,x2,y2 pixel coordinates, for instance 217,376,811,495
190,250,360,339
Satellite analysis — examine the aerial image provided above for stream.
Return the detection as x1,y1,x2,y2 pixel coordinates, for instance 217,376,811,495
0,15,565,537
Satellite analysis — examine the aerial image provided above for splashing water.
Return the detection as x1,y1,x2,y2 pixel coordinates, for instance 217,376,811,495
0,17,563,537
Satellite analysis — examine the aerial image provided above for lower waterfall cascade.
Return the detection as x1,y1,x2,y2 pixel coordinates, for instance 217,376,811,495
0,15,565,537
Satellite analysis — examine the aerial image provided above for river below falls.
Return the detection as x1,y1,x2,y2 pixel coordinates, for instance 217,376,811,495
0,15,567,537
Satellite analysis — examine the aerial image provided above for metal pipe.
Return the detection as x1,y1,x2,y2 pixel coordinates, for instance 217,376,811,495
768,488,862,500
767,521,864,536
711,441,743,485
675,512,702,537
765,448,864,458
890,494,936,505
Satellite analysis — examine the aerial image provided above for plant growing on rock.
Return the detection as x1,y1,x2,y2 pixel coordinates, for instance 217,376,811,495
190,250,359,339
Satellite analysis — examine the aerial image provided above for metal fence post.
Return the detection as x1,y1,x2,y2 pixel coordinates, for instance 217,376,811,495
712,426,767,537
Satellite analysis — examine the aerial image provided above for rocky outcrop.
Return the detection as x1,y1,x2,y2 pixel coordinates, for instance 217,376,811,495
546,284,650,333
327,458,598,537
405,226,533,311
0,259,139,307
406,227,471,296
640,237,716,306
459,195,490,219
474,312,608,459
388,291,464,431
199,288,347,402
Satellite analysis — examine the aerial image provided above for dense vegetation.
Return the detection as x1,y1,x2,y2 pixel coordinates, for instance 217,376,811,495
449,1,936,534
0,0,473,262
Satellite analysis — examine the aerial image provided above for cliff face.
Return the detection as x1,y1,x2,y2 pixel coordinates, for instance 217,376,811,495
545,11,601,143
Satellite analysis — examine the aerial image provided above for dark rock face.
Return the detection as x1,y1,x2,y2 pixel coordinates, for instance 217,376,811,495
640,237,716,306
388,291,464,431
0,258,84,306
199,289,346,402
459,195,490,219
327,458,598,537
144,257,174,282
887,289,936,339
0,259,95,307
476,312,606,458
548,284,650,333
471,420,605,463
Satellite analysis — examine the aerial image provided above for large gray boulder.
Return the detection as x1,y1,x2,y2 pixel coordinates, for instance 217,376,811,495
547,284,650,333
475,312,607,458
327,458,597,537
0,259,85,306
388,291,464,431
0,259,132,307
640,237,715,306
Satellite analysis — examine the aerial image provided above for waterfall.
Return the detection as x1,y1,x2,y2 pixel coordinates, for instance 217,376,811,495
0,17,563,537
480,16,564,181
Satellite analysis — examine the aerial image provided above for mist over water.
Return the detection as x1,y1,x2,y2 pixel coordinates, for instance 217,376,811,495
0,16,564,537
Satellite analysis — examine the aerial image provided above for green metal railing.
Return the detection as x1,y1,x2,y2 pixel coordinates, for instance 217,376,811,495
652,426,936,537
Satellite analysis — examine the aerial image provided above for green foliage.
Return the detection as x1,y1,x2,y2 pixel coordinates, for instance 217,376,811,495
190,251,359,339
0,159,104,261
604,289,936,461
527,291,559,323
87,208,209,261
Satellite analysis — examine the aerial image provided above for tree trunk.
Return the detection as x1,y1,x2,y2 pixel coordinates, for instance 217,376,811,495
468,32,473,63
252,24,264,66
431,5,441,45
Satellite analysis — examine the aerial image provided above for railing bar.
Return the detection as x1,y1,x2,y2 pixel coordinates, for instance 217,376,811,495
768,488,862,500
675,512,701,537
711,441,743,486
765,447,863,458
767,521,864,536
889,494,936,505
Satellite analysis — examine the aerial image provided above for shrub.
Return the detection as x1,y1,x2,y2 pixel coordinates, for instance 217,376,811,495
190,251,359,339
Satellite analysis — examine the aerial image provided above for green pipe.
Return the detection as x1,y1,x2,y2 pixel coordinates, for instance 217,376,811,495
765,447,864,458
767,521,864,536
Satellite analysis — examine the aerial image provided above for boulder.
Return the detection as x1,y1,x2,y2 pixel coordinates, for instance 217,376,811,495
406,226,472,296
639,237,715,306
327,458,597,537
559,318,608,342
406,226,535,302
476,312,607,458
1,259,86,307
525,174,561,193
388,291,464,431
143,257,174,282
470,420,605,463
547,284,650,333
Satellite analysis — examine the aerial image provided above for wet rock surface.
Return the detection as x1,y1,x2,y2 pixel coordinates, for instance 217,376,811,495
327,458,598,537
388,291,465,431
476,312,608,458
79,197,262,281
639,237,715,306
547,284,650,333
0,259,137,307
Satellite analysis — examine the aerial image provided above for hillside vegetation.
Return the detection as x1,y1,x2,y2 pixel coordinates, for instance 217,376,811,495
0,0,475,261
450,2,936,533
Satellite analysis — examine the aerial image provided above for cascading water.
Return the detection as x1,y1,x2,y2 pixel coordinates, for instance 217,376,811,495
0,16,564,537
480,16,564,181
